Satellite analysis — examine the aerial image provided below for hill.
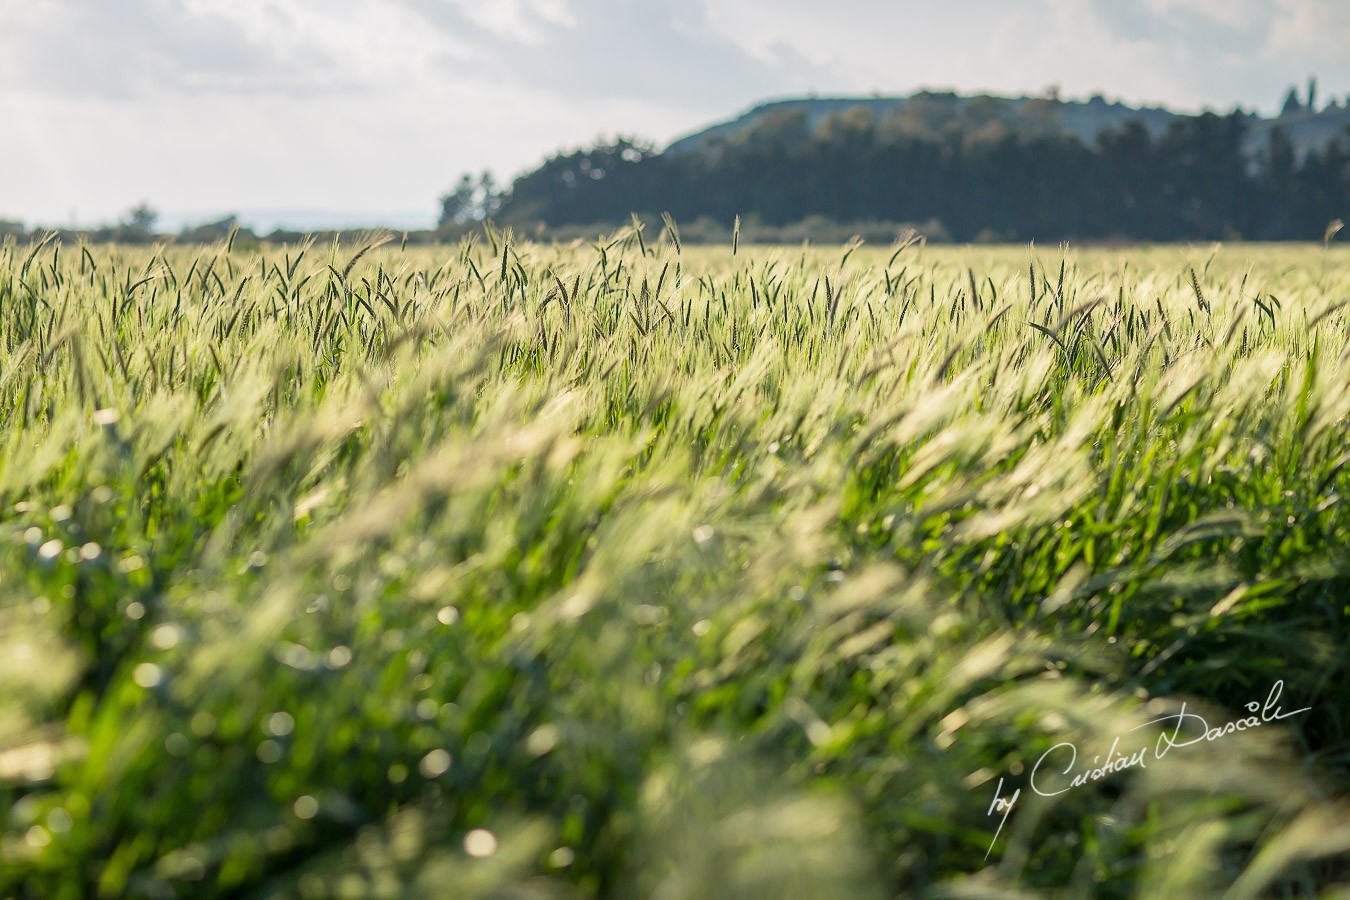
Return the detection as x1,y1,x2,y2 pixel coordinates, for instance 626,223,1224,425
478,88,1350,244
664,90,1350,160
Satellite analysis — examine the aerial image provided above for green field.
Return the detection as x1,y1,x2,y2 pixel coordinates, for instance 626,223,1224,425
2,231,1348,897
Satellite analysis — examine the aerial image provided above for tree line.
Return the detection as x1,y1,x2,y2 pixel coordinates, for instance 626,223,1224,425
449,105,1350,243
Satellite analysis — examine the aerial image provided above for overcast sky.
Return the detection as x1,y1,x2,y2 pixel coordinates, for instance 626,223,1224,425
2,0,1348,230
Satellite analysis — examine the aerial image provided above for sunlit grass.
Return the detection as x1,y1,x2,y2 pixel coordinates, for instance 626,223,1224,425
1,229,1348,897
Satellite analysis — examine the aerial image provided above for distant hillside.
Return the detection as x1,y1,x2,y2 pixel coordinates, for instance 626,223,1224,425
469,87,1350,244
665,91,1350,159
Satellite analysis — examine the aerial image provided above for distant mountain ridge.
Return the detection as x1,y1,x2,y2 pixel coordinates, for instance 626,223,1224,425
472,85,1350,243
664,90,1350,158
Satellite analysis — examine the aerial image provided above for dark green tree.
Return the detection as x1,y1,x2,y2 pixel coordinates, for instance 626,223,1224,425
1281,86,1303,116
1261,126,1300,238
439,172,502,227
122,202,159,232
481,105,1348,243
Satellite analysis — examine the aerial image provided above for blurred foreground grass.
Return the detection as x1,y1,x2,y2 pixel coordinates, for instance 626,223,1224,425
1,230,1349,897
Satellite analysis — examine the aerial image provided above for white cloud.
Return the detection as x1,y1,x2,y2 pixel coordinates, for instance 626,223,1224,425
179,0,474,79
1266,0,1350,55
1143,0,1258,29
442,0,577,44
0,69,704,227
0,0,477,100
699,0,1190,106
0,0,1346,226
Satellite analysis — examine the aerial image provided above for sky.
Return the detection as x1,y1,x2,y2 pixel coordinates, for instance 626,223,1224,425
2,0,1348,231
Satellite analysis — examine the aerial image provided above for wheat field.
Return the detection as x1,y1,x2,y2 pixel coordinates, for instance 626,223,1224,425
2,229,1349,898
